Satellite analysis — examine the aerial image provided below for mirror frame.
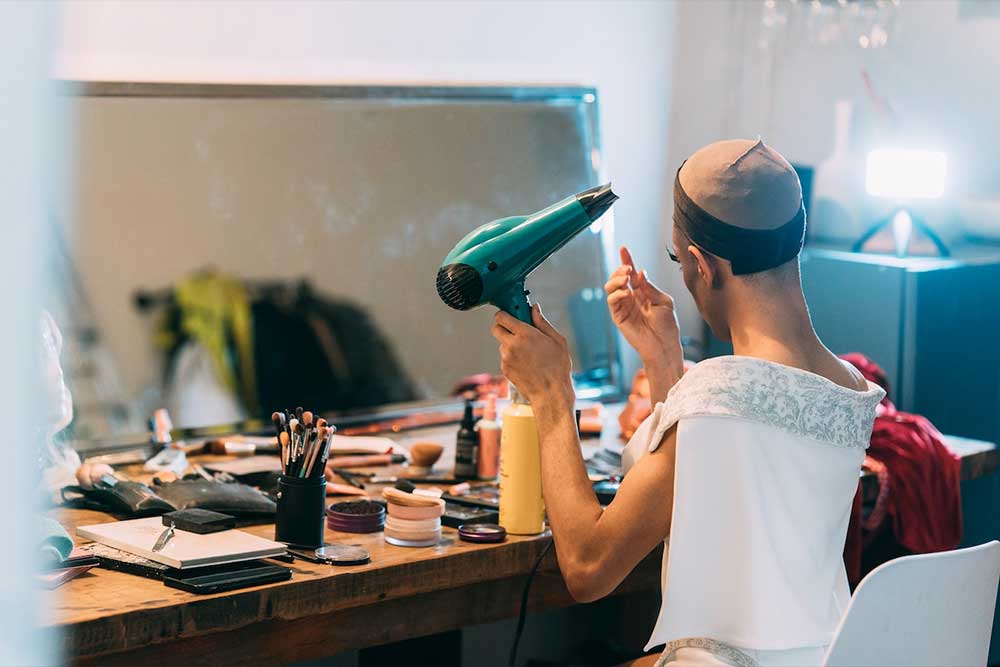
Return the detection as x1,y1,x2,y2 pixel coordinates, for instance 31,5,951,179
60,81,624,449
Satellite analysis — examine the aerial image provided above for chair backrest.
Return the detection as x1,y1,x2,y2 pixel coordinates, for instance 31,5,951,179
823,541,1000,667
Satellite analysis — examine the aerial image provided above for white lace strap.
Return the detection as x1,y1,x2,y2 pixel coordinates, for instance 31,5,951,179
645,356,885,454
655,637,760,667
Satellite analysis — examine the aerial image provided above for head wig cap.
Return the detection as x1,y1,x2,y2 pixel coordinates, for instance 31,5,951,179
674,139,805,275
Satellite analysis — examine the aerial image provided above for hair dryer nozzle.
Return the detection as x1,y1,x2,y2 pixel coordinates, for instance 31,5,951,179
436,183,620,319
437,263,484,310
576,183,618,222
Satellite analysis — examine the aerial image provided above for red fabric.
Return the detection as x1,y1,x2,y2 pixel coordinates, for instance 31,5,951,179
867,411,963,552
841,354,963,586
844,489,864,585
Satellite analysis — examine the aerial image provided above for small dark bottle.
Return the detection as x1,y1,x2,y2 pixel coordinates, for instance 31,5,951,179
454,399,479,479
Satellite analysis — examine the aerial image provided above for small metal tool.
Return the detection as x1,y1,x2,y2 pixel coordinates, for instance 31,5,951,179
152,522,176,552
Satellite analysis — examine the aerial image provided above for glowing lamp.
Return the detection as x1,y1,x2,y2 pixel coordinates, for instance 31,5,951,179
854,148,949,257
865,149,947,199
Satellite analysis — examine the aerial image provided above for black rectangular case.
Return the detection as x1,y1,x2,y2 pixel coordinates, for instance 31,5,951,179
162,508,237,534
162,560,290,594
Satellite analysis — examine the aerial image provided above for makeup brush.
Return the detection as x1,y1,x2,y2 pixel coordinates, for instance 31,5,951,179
302,412,316,471
279,430,290,473
299,429,320,477
301,425,317,478
287,419,300,469
318,425,336,470
296,422,308,467
304,425,325,478
315,425,332,477
315,420,328,461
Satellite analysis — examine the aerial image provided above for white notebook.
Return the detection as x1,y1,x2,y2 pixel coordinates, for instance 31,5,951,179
77,517,286,569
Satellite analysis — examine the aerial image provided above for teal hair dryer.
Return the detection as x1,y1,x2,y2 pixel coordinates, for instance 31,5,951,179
436,183,618,324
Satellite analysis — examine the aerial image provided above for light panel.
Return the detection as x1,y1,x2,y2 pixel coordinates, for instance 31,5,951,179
865,148,947,199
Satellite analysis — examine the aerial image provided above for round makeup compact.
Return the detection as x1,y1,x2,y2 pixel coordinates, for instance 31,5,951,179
386,501,445,521
314,544,371,566
384,527,441,548
382,487,445,547
327,500,386,534
384,516,441,540
458,524,507,544
385,515,440,532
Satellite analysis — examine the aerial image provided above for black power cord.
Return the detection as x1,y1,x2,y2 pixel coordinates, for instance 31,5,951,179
508,539,554,667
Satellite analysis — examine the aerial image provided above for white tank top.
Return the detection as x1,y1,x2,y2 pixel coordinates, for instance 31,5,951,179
623,356,884,654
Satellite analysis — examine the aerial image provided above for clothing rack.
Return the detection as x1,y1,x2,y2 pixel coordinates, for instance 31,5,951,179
132,278,314,313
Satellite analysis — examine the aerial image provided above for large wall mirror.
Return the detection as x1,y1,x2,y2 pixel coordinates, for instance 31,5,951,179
51,84,622,446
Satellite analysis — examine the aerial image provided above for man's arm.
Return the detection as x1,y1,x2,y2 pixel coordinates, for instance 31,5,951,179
533,394,676,602
605,246,685,405
643,360,682,406
489,305,677,602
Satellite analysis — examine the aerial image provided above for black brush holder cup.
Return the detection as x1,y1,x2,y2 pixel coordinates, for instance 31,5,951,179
275,474,327,548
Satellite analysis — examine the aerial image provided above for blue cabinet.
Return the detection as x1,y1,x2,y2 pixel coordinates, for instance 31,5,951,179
800,247,1000,444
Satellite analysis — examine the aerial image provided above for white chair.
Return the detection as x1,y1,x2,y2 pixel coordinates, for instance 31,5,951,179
823,541,1000,667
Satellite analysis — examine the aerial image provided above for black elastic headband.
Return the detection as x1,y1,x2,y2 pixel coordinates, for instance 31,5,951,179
673,165,806,275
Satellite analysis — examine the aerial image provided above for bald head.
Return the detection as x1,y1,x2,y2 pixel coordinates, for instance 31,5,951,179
678,139,802,231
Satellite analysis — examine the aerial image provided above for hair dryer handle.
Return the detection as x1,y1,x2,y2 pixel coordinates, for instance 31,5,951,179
494,281,533,325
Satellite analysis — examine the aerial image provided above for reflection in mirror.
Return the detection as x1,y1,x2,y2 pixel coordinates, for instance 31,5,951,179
53,85,621,445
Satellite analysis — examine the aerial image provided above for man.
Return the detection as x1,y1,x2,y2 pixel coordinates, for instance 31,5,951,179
491,139,884,667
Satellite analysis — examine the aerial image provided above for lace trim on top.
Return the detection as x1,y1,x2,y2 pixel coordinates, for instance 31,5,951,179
647,355,885,453
655,638,760,667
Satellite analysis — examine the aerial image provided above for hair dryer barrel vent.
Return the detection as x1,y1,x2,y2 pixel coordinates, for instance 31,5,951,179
577,182,618,223
436,183,619,325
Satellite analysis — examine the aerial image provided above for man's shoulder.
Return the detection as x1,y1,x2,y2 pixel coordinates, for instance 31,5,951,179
665,355,883,450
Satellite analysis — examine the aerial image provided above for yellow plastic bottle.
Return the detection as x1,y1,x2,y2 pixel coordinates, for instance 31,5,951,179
498,394,545,535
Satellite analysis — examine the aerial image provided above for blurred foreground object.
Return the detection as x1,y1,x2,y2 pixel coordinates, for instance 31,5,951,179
617,363,694,439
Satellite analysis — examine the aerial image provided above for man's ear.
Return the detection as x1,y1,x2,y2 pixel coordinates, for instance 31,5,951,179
687,245,720,289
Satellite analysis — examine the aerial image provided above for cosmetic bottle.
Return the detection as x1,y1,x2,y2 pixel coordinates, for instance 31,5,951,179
498,388,545,535
454,399,479,479
476,394,501,480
